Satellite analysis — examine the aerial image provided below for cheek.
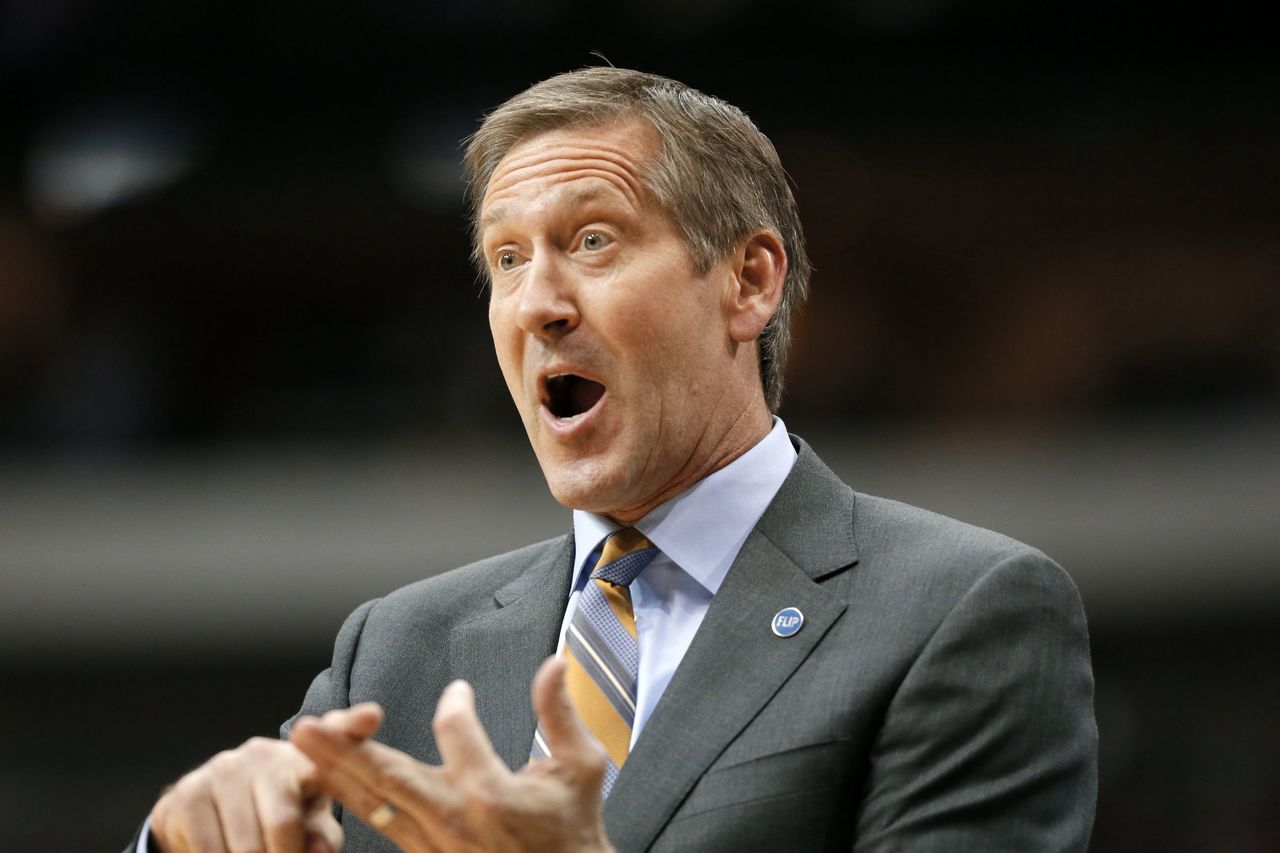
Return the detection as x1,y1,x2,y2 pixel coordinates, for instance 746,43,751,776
637,303,711,364
612,284,694,344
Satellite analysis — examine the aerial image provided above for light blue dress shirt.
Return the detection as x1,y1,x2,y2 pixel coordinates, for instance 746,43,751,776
563,417,797,748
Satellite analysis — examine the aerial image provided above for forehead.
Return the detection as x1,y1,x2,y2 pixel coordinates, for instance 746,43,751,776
480,120,661,229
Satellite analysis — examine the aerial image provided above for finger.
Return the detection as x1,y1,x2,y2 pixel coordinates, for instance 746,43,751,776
432,680,507,782
293,718,462,830
318,702,384,741
208,764,266,853
302,797,344,853
172,792,226,853
304,742,441,852
251,768,308,853
532,656,594,757
531,656,608,795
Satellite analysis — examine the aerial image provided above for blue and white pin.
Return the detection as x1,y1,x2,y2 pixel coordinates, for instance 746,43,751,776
771,607,804,638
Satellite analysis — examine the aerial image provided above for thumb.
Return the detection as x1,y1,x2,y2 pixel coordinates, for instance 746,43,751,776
531,656,606,771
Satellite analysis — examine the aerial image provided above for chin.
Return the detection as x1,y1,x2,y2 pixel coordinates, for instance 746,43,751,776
539,457,632,514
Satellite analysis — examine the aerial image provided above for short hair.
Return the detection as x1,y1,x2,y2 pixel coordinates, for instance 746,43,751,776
463,67,811,412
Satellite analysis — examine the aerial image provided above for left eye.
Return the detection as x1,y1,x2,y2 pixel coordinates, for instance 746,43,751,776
581,232,610,251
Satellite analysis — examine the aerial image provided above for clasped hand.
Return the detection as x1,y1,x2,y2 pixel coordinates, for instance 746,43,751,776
149,658,613,852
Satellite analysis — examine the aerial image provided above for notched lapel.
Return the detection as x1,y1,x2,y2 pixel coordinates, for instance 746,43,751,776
449,535,574,771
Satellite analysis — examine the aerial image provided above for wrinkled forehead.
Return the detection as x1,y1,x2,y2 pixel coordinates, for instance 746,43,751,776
479,119,662,222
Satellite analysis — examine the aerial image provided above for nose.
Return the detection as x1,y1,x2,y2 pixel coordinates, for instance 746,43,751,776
514,252,579,340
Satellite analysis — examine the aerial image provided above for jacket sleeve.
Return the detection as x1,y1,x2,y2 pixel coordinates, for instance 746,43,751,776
280,597,380,738
853,551,1098,852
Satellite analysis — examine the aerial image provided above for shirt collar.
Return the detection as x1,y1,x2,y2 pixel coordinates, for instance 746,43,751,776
571,417,797,595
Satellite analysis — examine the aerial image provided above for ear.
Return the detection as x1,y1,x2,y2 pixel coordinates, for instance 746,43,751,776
724,229,787,344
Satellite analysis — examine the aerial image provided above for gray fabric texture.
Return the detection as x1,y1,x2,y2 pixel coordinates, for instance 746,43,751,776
268,435,1096,851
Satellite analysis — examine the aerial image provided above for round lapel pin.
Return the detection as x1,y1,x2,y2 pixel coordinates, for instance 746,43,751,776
771,607,804,637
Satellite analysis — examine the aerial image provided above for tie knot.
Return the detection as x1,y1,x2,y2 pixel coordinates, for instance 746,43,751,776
591,528,657,586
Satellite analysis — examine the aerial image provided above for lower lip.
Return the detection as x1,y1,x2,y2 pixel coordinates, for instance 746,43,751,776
541,392,607,437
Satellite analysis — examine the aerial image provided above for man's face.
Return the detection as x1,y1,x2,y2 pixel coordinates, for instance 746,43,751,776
481,120,759,521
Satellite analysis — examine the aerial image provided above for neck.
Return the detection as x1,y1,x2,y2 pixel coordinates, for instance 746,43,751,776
604,404,774,525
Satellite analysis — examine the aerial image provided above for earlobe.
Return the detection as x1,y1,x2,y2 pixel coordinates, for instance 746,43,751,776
726,230,787,344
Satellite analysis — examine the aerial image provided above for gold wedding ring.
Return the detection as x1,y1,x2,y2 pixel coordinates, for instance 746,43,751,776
369,801,399,828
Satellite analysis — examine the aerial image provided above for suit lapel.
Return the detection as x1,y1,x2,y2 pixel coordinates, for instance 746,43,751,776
605,442,859,850
449,535,575,770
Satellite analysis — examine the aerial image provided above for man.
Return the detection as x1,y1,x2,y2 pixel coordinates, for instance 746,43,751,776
137,67,1097,852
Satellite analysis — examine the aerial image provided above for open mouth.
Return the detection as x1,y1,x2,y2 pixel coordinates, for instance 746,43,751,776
544,374,606,420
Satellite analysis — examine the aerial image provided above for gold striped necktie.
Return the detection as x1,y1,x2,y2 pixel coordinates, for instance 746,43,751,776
531,527,658,797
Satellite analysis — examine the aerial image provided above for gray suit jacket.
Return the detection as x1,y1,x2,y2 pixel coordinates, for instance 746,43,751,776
286,437,1097,851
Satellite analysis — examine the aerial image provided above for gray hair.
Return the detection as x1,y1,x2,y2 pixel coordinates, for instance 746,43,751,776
463,67,811,412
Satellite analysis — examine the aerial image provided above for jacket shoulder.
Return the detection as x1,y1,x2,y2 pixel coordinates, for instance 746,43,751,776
848,489,1084,634
370,535,569,623
853,490,1043,569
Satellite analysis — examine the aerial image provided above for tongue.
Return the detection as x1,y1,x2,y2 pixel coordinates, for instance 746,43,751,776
569,378,605,415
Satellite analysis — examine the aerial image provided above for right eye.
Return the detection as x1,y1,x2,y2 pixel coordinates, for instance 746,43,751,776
497,251,523,272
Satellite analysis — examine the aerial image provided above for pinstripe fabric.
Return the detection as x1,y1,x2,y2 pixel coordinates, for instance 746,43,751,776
531,528,658,798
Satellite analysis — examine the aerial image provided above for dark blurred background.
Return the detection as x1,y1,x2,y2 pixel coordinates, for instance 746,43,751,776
2,0,1278,849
